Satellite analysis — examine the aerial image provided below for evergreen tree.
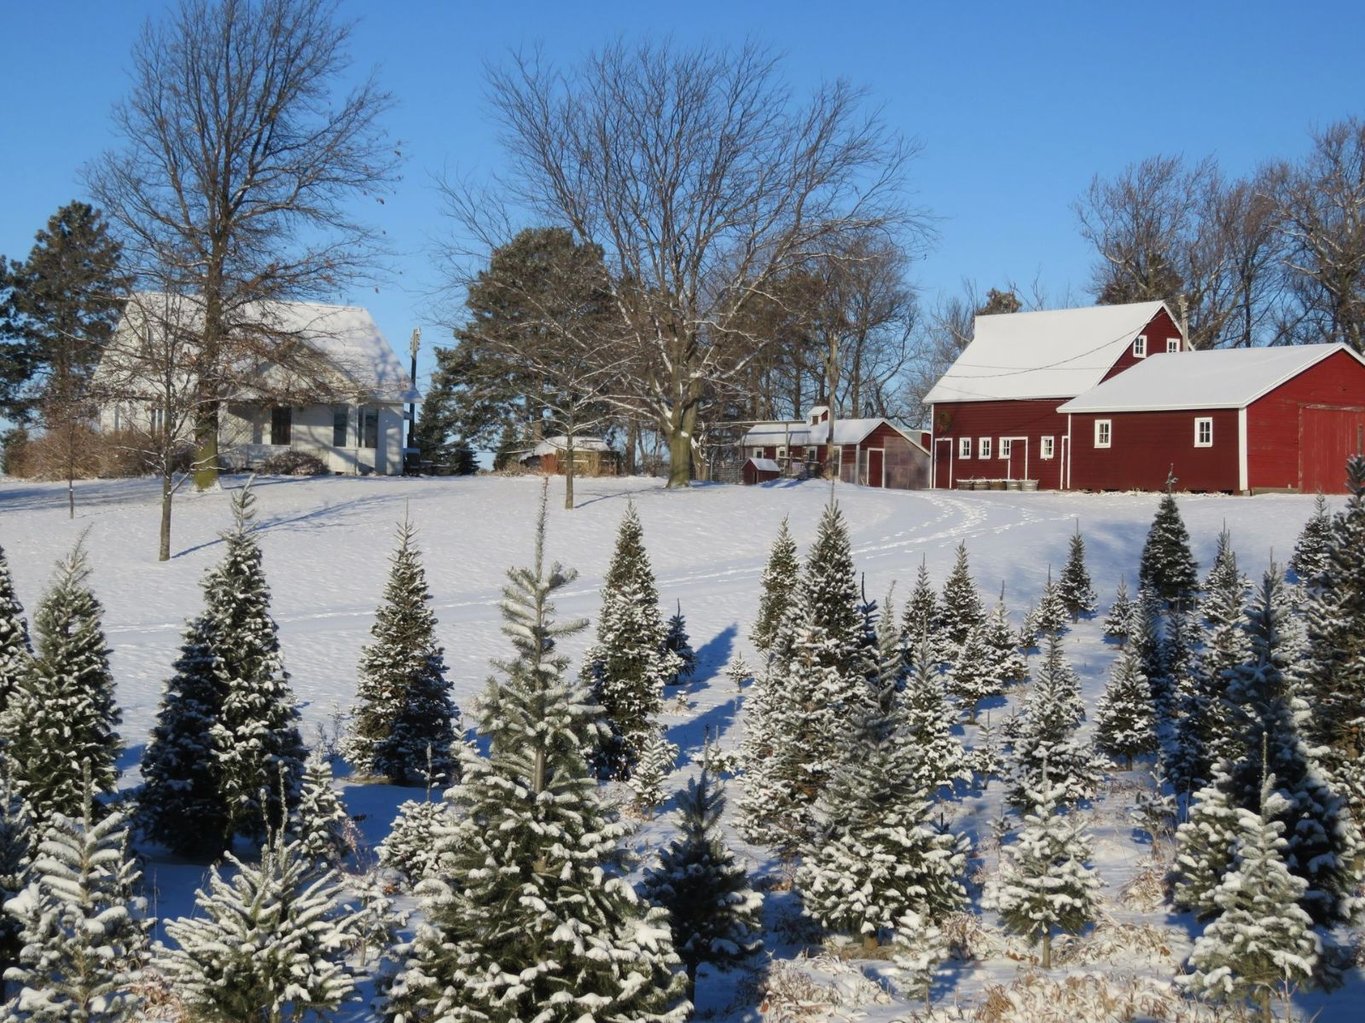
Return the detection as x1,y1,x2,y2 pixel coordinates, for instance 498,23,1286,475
945,626,1006,724
900,556,939,648
901,634,965,792
936,543,983,650
0,542,30,716
799,501,864,665
1138,485,1199,610
751,518,799,655
1057,523,1097,619
389,489,686,1023
981,596,1026,686
0,540,120,829
641,770,762,1002
158,828,361,1023
342,519,460,786
1094,644,1157,770
293,752,351,870
1030,567,1071,638
3,776,147,1023
1102,576,1136,643
0,766,32,1000
1008,635,1099,809
987,772,1101,969
1172,763,1243,920
628,728,679,815
1288,492,1333,589
582,503,680,779
662,601,696,686
1183,775,1319,1023
378,798,451,887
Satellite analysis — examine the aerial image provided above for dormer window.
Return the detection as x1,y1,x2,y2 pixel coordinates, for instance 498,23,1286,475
1132,335,1147,358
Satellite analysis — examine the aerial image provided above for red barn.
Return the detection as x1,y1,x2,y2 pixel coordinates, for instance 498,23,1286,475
1058,344,1365,493
926,301,1184,489
740,407,930,488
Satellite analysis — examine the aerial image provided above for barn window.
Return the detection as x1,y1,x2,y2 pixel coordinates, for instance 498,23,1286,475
1132,335,1147,358
270,406,292,445
1194,417,1213,447
360,407,379,449
959,437,971,459
332,407,348,447
999,438,1012,458
1040,436,1055,459
1166,337,1181,353
1094,420,1112,448
776,446,787,461
979,437,992,459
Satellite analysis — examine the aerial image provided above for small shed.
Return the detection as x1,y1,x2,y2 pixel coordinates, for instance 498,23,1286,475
520,435,618,476
739,409,929,489
742,457,782,485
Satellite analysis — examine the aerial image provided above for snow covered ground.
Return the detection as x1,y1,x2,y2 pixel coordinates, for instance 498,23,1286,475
0,471,1357,1020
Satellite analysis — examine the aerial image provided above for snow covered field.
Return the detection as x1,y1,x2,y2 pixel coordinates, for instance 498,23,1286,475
0,472,1357,1020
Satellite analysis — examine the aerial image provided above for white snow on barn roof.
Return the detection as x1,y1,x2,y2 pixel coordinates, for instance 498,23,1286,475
742,417,922,449
1058,343,1363,413
924,301,1172,403
529,435,613,455
741,422,812,446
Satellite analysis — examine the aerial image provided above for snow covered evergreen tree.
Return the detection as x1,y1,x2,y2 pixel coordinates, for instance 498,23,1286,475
799,501,864,667
1102,576,1136,643
378,797,451,887
987,771,1101,969
0,766,31,1002
628,728,679,815
1030,567,1071,638
751,517,799,655
0,543,30,716
158,827,361,1023
641,770,762,1002
1173,762,1243,921
389,489,686,1023
1288,491,1333,589
936,542,984,651
342,519,460,786
945,626,1006,724
979,594,1026,689
900,556,939,648
293,751,351,870
1094,644,1157,770
901,634,965,792
583,502,681,779
663,601,696,686
0,540,120,830
1183,775,1319,1023
1008,635,1099,809
3,775,147,1022
1057,523,1097,619
1138,485,1199,610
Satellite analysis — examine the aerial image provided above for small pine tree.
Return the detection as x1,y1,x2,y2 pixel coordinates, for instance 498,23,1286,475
1102,577,1136,642
752,517,800,655
663,601,696,686
1094,645,1157,770
0,542,31,716
293,751,351,870
1008,635,1099,809
901,634,966,792
642,770,762,1002
1030,567,1071,638
158,829,361,1023
342,520,460,786
1138,483,1199,610
981,596,1026,686
0,540,120,830
378,797,452,887
945,626,1006,724
3,774,147,1022
629,728,679,815
1288,492,1332,589
901,557,939,644
723,655,753,693
1057,523,1097,619
936,543,984,650
1172,763,1243,920
987,771,1101,969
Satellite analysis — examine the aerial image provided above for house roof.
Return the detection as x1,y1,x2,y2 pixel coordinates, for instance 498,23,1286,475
741,416,925,451
1057,344,1364,413
528,435,613,456
924,300,1173,404
746,457,780,472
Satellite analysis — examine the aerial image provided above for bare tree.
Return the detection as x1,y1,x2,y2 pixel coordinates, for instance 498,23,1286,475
447,41,921,487
86,0,397,493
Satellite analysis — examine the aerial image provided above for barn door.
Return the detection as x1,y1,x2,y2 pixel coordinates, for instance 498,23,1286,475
866,448,885,487
934,438,953,488
1300,405,1365,493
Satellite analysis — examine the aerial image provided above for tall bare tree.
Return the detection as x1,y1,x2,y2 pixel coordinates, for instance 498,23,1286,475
86,0,397,494
447,41,920,487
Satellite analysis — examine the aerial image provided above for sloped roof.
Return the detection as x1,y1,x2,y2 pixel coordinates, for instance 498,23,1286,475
740,422,812,446
746,457,780,472
924,300,1173,403
1058,343,1365,413
529,435,613,456
741,416,925,451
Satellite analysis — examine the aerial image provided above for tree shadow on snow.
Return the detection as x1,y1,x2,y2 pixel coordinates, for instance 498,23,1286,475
688,622,737,685
667,693,740,761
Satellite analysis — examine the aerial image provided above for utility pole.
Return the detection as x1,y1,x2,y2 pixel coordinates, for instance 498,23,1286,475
408,327,420,449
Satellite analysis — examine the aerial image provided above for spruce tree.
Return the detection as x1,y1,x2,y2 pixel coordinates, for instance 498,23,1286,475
1102,576,1136,643
378,797,451,887
663,601,696,686
900,556,939,648
1057,523,1097,619
1008,635,1099,809
799,501,864,664
583,502,681,779
389,488,686,1023
0,766,32,999
1030,567,1071,638
981,596,1026,687
342,519,460,786
1172,763,1243,920
751,517,799,655
901,634,965,792
1288,492,1333,589
0,542,31,716
293,751,351,870
0,540,120,829
628,728,679,815
3,775,147,1022
1138,485,1199,610
945,626,1006,724
641,770,762,1002
158,828,361,1023
936,542,983,650
1094,644,1157,770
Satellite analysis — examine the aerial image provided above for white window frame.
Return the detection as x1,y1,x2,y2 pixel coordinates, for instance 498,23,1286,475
959,437,972,459
776,446,787,461
1040,436,1055,460
1166,337,1181,353
1094,420,1112,448
979,437,992,459
999,438,1013,459
1194,417,1213,447
1132,335,1147,358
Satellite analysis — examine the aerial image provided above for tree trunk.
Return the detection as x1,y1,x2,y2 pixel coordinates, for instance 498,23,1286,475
159,466,173,562
564,433,576,510
1040,930,1051,969
666,404,696,488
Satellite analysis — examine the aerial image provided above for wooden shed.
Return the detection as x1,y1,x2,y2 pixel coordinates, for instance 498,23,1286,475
520,435,619,476
742,457,782,485
739,408,929,488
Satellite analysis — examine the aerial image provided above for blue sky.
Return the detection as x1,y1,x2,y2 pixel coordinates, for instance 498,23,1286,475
2,0,1362,386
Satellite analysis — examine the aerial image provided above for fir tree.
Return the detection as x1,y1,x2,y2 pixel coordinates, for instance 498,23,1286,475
1057,523,1097,619
936,543,983,650
1288,492,1333,589
629,728,679,815
987,771,1101,969
293,751,351,870
1172,763,1243,921
0,542,31,716
1094,644,1157,769
1102,576,1136,643
663,601,696,686
901,634,965,792
158,828,361,1023
0,767,31,1000
751,517,799,655
981,596,1026,687
378,798,451,887
583,502,681,779
389,488,686,1023
1008,635,1099,809
945,626,1006,724
3,775,147,1022
1030,567,1071,638
342,519,460,786
0,540,120,829
799,501,864,669
641,770,762,1002
900,556,939,648
1138,484,1199,610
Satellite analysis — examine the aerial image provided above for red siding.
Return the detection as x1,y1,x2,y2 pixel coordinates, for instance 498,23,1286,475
1068,409,1239,492
1246,349,1365,492
1099,307,1185,382
930,399,1071,489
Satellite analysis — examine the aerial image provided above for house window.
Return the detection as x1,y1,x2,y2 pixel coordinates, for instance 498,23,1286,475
1094,419,1112,449
148,405,165,436
959,437,971,459
1133,335,1147,358
1040,436,1055,460
978,437,992,459
776,446,787,461
999,438,1013,459
332,407,348,447
270,406,292,445
1166,337,1181,353
360,407,379,449
1194,417,1213,447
